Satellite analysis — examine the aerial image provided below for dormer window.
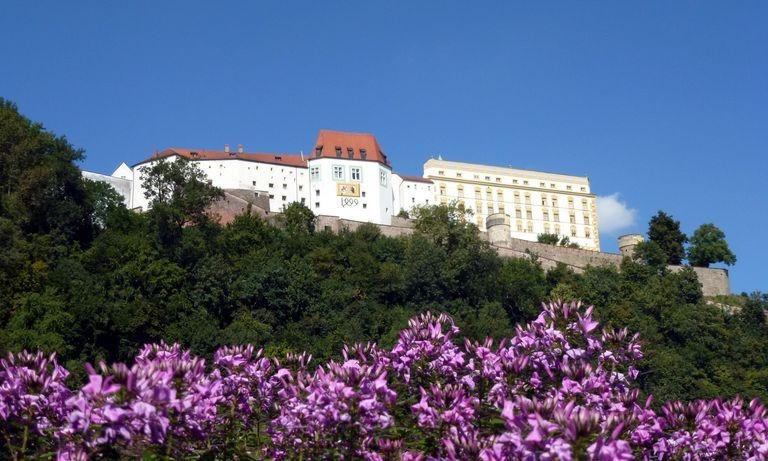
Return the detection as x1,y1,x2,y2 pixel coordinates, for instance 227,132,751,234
335,147,342,158
347,148,354,159
315,146,323,157
360,149,367,160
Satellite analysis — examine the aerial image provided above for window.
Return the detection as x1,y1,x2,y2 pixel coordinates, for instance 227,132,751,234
315,146,323,158
555,224,561,235
315,202,320,208
335,147,342,158
550,183,556,189
474,174,479,179
568,198,574,209
439,184,446,196
379,170,388,186
566,185,572,191
496,191,503,202
571,227,577,237
299,185,303,191
301,198,306,204
360,149,367,160
514,192,520,204
333,165,345,181
252,180,256,186
585,228,591,238
347,148,354,159
580,186,586,192
496,177,501,183
351,167,361,181
513,179,518,184
554,212,560,221
456,172,462,178
525,193,531,205
523,180,529,185
516,208,522,219
438,170,445,176
281,195,286,201
526,210,532,220
363,203,367,209
583,215,590,225
486,189,492,201
527,221,533,232
570,214,576,224
268,183,274,188
269,194,274,199
475,187,481,198
485,176,490,181
457,186,464,198
540,182,545,187
362,191,366,198
543,211,550,221
541,195,547,206
516,221,523,232
582,199,588,209
310,166,320,180
283,183,287,189
552,198,558,208
315,189,320,196
544,223,550,233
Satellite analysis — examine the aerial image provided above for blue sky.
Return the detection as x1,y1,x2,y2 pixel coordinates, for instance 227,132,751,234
2,2,765,293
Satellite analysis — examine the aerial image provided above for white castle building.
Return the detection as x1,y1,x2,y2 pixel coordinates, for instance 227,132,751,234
85,129,600,250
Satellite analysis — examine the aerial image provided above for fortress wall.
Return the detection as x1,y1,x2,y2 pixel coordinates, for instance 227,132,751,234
311,215,731,297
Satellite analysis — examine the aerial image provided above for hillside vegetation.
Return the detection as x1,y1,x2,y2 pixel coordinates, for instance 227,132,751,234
1,98,767,406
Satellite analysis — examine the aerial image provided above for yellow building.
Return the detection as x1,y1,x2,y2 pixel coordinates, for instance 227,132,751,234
423,159,600,251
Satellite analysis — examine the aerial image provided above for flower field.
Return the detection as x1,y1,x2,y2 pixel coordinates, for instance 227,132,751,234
2,302,766,460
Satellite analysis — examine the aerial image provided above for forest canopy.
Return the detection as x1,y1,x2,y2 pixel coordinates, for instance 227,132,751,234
0,98,766,407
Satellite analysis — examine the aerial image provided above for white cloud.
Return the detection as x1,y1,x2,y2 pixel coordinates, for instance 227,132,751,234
596,194,637,235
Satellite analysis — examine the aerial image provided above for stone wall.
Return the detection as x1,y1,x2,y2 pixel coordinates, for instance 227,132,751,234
305,214,731,297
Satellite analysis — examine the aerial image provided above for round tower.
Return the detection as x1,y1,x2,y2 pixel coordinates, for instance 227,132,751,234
617,234,644,257
486,213,511,245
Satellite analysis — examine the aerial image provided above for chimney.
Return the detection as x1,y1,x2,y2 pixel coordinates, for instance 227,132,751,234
300,149,304,161
224,144,230,153
237,144,244,154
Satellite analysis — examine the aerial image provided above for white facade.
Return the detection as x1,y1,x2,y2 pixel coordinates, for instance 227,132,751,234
85,130,601,250
392,174,435,216
423,159,600,250
309,157,394,225
131,155,310,213
82,162,134,208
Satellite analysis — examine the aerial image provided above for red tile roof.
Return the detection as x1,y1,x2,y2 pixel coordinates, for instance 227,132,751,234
311,130,390,166
134,148,308,168
399,174,433,184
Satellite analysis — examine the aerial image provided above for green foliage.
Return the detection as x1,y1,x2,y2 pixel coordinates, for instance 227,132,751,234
687,223,737,267
0,100,765,409
647,211,688,265
633,241,669,273
280,202,316,235
537,233,579,248
537,233,560,245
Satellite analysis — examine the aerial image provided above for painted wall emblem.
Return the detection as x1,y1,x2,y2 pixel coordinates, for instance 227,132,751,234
336,182,361,197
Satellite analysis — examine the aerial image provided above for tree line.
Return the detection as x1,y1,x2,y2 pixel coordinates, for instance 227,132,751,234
1,98,766,406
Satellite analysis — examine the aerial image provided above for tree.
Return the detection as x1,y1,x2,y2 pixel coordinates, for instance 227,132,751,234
648,211,687,265
537,233,560,245
280,202,316,235
396,209,410,219
687,223,736,267
411,202,477,251
559,236,580,249
0,98,94,242
140,158,223,245
633,240,669,272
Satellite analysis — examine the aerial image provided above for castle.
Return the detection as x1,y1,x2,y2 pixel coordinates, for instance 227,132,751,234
83,129,602,250
83,128,730,296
